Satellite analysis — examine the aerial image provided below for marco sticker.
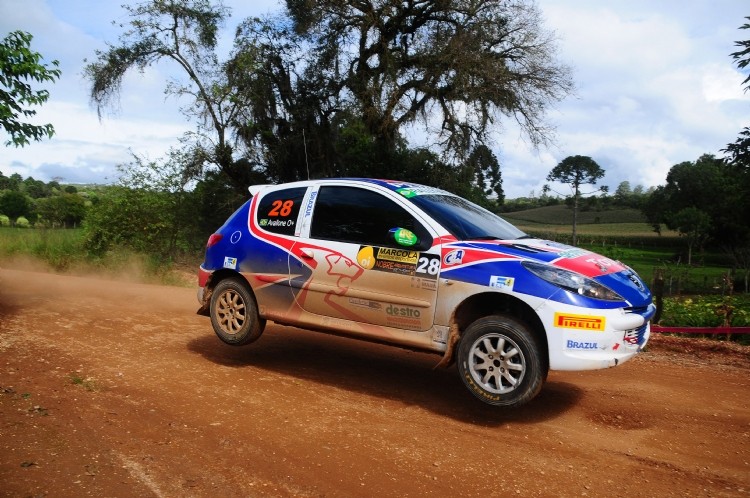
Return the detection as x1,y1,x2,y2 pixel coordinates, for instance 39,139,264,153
554,312,606,331
357,246,439,279
223,257,238,269
377,247,419,264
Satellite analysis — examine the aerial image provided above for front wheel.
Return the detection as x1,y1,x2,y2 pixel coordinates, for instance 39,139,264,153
210,277,265,346
456,315,545,408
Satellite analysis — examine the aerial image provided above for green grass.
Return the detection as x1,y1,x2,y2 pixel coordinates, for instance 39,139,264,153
0,227,195,286
580,245,737,293
0,227,85,271
70,373,98,392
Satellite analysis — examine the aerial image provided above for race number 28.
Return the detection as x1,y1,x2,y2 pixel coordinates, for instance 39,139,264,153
416,255,440,276
268,200,294,217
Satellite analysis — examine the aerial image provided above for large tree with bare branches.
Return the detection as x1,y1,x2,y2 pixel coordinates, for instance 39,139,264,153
283,0,573,157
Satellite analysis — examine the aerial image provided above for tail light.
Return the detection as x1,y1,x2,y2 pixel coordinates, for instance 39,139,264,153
206,233,223,248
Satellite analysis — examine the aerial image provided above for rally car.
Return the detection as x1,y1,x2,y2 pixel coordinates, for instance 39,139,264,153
197,178,655,407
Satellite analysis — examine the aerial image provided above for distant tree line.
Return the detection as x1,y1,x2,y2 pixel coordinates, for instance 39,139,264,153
0,172,87,228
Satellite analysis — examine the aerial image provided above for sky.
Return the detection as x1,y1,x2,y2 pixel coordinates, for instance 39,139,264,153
0,0,748,199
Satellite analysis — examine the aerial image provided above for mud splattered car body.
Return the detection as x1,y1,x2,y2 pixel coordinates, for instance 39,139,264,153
198,179,655,407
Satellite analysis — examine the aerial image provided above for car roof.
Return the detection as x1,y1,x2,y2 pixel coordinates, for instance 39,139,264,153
247,178,453,197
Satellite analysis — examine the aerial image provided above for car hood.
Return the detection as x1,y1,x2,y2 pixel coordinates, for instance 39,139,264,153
447,238,651,306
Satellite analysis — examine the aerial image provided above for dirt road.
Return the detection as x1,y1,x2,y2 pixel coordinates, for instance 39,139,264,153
0,268,748,497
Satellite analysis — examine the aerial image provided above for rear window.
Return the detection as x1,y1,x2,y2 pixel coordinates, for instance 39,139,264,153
256,187,307,236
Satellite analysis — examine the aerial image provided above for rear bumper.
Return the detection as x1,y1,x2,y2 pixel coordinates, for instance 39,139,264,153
198,265,212,289
196,266,213,315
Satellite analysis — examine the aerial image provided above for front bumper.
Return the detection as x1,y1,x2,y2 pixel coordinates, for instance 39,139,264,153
543,302,656,371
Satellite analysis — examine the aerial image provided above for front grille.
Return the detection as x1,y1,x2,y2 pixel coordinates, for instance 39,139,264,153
623,324,648,347
625,304,656,323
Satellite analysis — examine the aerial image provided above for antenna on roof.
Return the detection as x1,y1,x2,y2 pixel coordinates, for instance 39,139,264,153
302,128,310,180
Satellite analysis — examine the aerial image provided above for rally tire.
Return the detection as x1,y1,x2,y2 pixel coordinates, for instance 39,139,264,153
456,315,545,408
209,277,265,346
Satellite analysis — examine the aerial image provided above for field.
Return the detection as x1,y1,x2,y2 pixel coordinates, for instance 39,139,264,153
502,204,678,237
501,205,743,294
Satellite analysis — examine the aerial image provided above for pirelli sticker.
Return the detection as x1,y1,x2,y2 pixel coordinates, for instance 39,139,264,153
554,312,606,331
357,246,440,280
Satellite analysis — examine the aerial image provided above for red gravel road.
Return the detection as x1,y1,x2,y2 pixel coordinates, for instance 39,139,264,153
0,268,748,497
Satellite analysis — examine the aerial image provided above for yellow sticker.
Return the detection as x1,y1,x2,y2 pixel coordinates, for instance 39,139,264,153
376,247,419,264
357,246,376,269
554,312,606,331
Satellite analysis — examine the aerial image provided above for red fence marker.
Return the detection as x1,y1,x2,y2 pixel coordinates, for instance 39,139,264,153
651,325,750,335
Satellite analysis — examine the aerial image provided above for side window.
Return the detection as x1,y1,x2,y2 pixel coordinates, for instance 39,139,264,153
310,186,431,248
256,187,307,236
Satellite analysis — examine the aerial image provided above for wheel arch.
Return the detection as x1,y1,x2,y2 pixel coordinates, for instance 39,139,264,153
445,292,549,372
197,269,254,316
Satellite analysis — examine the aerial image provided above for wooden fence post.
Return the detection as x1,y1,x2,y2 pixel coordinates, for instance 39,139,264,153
653,268,664,324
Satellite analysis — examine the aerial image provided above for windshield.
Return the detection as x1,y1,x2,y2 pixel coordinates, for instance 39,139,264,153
408,194,526,241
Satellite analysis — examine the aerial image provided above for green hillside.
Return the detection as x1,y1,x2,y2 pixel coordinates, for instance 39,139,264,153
501,205,647,225
499,205,679,242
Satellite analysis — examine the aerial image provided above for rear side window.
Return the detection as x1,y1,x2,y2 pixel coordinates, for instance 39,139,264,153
310,186,430,248
256,187,307,236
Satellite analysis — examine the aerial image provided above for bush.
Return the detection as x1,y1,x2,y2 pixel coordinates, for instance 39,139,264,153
659,295,750,327
15,216,30,228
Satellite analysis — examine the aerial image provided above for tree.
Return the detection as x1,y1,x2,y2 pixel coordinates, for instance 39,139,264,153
643,154,749,264
723,16,750,168
720,17,750,288
545,155,606,245
0,190,31,225
0,31,61,147
283,0,573,157
84,0,267,192
36,193,86,228
614,181,631,204
465,145,505,208
671,207,711,265
87,0,570,205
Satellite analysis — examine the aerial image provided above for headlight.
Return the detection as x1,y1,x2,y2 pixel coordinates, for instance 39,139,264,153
522,261,624,301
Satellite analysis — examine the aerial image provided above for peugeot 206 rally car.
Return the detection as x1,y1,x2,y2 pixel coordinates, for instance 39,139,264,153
197,178,655,407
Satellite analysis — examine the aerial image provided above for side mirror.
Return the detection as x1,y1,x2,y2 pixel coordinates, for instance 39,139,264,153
389,227,419,247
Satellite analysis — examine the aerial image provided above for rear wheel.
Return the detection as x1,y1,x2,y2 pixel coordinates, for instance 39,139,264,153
210,278,265,345
456,315,545,408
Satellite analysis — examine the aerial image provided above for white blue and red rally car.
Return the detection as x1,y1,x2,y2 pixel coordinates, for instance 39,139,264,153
197,178,655,407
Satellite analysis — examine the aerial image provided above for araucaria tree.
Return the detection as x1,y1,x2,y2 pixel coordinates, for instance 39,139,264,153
0,31,61,147
545,155,606,245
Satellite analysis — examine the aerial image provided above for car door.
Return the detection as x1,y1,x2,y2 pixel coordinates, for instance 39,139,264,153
289,184,441,331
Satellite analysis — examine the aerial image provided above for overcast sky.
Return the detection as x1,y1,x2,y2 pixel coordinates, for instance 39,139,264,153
1,0,748,199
